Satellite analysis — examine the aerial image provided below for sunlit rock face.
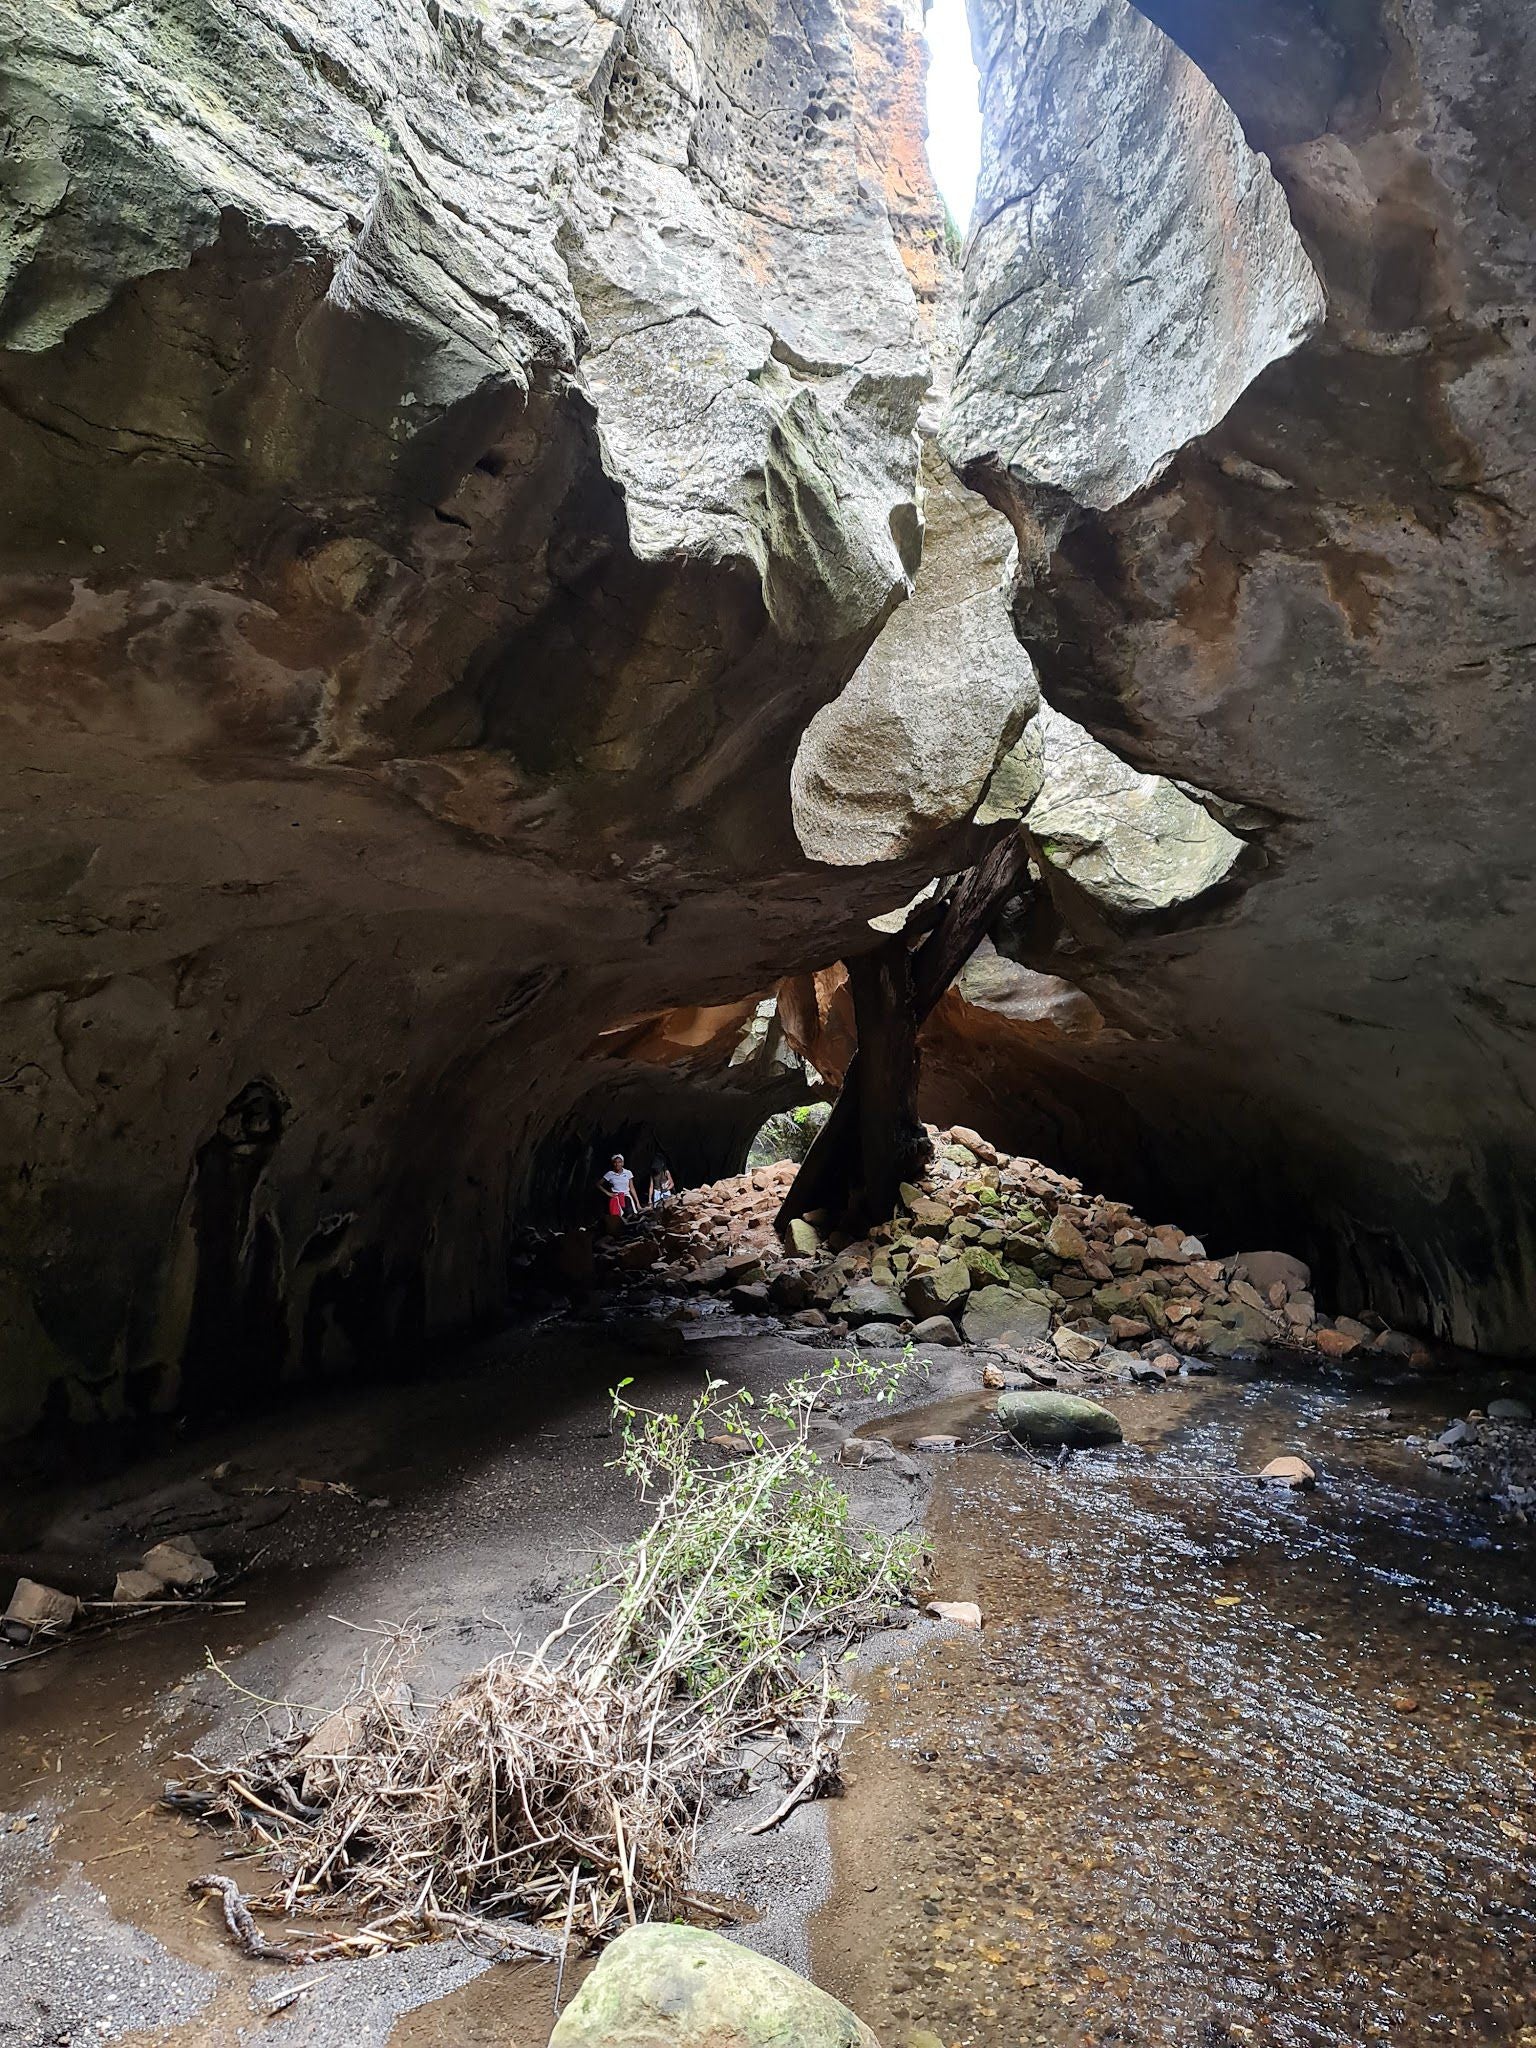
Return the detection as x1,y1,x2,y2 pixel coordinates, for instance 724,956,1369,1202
0,0,962,1437
945,0,1536,1352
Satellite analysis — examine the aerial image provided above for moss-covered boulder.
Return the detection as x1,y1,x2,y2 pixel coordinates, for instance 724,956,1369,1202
964,1284,1051,1348
997,1390,1124,1447
549,1924,880,2048
903,1261,971,1320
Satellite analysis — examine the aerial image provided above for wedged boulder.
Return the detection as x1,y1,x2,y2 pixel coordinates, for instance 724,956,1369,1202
997,1391,1123,1448
548,1923,880,2048
964,1284,1051,1349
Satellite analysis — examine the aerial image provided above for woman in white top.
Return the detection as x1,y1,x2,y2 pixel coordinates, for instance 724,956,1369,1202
599,1154,639,1227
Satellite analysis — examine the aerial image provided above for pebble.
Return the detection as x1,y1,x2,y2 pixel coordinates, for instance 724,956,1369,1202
911,1435,960,1454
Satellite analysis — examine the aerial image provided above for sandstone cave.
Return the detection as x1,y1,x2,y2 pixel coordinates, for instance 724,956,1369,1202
0,0,1532,2041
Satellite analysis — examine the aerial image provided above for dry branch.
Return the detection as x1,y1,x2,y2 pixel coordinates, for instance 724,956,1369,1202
168,1360,921,1963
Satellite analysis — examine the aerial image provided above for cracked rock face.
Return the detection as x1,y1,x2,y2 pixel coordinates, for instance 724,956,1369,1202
943,0,1536,1353
947,0,1324,512
0,0,959,1437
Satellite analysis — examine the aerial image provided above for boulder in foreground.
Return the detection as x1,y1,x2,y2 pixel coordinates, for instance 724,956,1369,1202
549,1923,879,2048
997,1391,1123,1448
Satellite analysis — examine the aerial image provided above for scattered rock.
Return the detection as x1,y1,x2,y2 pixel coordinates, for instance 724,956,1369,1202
729,1281,772,1314
549,1925,880,2048
839,1437,897,1467
849,1321,907,1351
787,1218,822,1255
2,1578,80,1642
903,1262,971,1319
911,1435,960,1454
1051,1326,1101,1364
1258,1456,1316,1490
1371,1329,1416,1358
1313,1326,1360,1360
1333,1315,1374,1346
1434,1421,1475,1450
140,1541,217,1589
926,1600,982,1628
909,1314,962,1347
112,1570,167,1603
1044,1213,1088,1260
997,1391,1123,1448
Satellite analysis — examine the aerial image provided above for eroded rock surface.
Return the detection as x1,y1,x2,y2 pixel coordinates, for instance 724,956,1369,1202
943,0,1536,1352
0,0,968,1436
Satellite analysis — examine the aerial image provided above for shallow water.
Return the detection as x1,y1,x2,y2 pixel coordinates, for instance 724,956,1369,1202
816,1372,1536,2048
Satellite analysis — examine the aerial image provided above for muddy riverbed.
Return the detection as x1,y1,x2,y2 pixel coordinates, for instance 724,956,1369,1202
2,1333,1533,2046
818,1371,1536,2047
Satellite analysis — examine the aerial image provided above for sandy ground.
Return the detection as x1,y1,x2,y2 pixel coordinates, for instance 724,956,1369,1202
0,1314,974,2048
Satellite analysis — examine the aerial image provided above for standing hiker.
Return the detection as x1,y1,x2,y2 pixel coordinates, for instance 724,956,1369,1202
599,1153,639,1232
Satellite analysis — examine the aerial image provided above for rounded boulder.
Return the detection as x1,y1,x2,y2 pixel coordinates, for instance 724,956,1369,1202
548,1924,880,2048
996,1390,1123,1447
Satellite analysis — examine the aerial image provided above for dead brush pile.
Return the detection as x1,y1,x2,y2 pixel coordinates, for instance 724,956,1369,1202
168,1359,921,1959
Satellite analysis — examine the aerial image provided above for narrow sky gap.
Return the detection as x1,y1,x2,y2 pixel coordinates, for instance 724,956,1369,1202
923,0,982,229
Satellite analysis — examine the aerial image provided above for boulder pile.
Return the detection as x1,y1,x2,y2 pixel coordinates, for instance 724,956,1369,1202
609,1126,1430,1380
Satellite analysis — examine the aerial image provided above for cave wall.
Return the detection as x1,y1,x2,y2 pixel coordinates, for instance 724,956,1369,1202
0,0,1014,1439
941,0,1536,1353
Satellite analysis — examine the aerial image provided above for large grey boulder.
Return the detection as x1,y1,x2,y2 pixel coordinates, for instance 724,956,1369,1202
840,1281,908,1327
997,1391,1124,1448
964,1284,1052,1349
792,441,1039,865
549,1924,879,2048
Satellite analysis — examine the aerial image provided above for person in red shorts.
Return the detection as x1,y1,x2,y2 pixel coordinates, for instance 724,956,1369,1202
598,1154,639,1233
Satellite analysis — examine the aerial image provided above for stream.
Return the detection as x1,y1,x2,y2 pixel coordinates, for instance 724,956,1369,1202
1,1345,1532,2045
816,1370,1536,2048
